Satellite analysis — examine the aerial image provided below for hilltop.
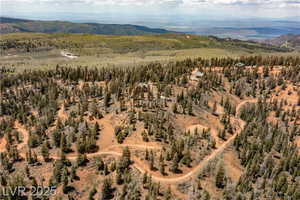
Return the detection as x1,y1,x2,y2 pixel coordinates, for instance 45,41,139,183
0,17,172,35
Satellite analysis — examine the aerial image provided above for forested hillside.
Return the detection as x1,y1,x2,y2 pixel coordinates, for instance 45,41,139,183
1,55,300,199
0,17,172,35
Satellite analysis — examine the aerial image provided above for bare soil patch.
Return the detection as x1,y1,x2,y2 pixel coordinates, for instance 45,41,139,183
223,147,244,183
0,138,7,153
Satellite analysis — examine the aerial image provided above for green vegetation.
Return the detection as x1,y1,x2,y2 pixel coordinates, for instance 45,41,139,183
0,17,171,35
0,32,288,55
1,32,295,73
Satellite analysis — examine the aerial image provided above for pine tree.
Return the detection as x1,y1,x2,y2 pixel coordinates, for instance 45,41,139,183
70,165,77,181
188,101,193,115
212,101,217,115
120,147,131,169
172,103,178,114
101,178,112,200
89,101,97,116
104,92,111,108
215,163,226,188
171,153,179,173
164,186,172,200
142,172,148,186
88,187,97,200
149,150,155,171
116,169,123,185
145,149,149,161
60,133,68,153
62,170,69,194
110,161,116,172
142,130,149,142
41,143,50,162
104,164,109,175
159,159,165,175
77,153,88,166
182,149,192,167
218,129,226,140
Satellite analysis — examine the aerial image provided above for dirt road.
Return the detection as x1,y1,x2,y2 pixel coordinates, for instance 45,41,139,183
4,99,256,184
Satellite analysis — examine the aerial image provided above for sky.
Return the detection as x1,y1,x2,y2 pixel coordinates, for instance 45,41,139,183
1,0,300,25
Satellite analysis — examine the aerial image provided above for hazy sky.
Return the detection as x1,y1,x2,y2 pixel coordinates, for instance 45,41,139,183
1,0,300,24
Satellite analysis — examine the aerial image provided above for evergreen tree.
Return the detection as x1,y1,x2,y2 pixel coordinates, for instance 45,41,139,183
215,164,226,188
41,143,50,162
101,178,113,200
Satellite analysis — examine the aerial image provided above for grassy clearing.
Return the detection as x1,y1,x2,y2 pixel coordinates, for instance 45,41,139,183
0,32,296,73
1,32,287,55
0,47,298,73
0,48,247,72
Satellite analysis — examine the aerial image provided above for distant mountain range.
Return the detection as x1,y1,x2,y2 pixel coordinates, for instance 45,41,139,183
264,34,300,49
192,27,300,41
0,17,173,35
164,19,300,40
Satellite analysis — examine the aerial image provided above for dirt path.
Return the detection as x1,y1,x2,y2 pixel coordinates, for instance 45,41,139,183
235,99,257,118
105,144,161,151
135,121,245,184
14,121,29,151
132,99,252,183
170,185,188,200
9,99,256,184
95,114,116,150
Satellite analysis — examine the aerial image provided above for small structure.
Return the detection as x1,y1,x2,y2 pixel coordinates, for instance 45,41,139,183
160,96,172,102
61,51,79,59
235,62,245,67
190,71,204,82
195,72,204,78
138,83,148,87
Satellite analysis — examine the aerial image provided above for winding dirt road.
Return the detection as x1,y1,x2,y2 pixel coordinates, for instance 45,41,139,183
3,99,257,184
235,99,257,118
